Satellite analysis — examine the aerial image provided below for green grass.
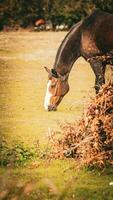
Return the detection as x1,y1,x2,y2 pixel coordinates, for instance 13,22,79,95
0,160,113,199
0,32,113,200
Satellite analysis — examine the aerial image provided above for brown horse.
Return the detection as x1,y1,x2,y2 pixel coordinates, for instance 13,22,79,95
44,10,113,111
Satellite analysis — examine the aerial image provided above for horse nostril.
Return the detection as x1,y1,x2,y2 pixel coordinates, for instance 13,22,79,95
48,105,57,111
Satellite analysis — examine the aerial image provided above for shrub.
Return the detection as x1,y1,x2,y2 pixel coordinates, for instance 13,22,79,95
0,136,39,166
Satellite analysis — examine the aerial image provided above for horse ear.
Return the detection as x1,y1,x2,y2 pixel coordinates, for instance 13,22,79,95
44,66,50,73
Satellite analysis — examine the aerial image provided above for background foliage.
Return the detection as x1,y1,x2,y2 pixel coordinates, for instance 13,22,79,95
0,0,113,30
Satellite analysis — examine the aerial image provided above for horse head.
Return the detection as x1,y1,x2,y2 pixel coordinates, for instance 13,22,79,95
44,67,69,111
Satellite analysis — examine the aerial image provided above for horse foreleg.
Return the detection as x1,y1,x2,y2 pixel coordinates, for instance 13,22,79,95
89,60,106,93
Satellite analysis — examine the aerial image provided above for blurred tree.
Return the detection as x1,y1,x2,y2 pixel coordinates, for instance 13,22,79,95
44,0,96,28
0,0,44,29
0,0,113,30
93,0,113,13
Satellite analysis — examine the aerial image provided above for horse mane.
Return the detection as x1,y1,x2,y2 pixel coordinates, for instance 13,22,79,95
53,20,83,69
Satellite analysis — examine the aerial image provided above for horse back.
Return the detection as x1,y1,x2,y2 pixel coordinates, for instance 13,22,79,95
81,10,113,55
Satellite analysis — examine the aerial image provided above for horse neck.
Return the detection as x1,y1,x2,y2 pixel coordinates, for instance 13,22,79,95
53,21,82,76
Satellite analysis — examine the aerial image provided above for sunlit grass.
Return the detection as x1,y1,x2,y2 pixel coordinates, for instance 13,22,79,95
0,160,113,199
0,32,95,144
0,32,113,199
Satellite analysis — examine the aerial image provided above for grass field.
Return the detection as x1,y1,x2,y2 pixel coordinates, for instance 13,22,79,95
0,32,113,200
0,32,95,142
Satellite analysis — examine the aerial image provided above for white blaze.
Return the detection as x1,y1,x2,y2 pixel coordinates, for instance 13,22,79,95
44,80,52,110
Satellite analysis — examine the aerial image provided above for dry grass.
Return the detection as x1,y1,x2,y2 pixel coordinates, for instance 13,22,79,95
0,32,95,145
0,32,113,200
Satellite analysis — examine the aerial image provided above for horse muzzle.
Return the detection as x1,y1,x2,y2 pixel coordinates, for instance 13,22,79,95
48,104,57,111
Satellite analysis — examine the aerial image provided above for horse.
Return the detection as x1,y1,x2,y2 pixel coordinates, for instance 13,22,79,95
44,9,113,111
